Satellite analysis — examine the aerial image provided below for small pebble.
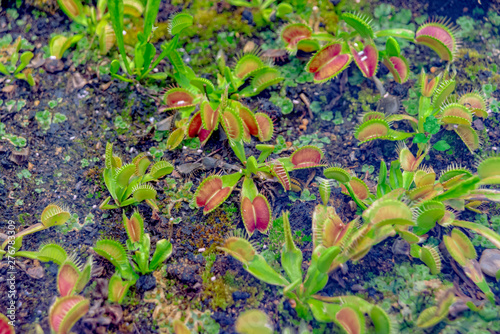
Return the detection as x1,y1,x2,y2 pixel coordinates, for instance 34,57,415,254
198,248,206,252
479,249,500,277
211,276,216,281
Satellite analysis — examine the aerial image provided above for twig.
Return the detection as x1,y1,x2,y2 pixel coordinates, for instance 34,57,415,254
299,93,314,119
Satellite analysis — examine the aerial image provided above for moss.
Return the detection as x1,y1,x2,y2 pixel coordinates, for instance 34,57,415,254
455,48,500,87
177,207,235,253
344,86,380,114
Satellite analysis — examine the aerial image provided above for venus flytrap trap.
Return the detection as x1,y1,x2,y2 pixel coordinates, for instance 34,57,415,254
108,0,193,83
49,296,90,334
322,145,500,284
54,0,144,57
99,142,174,211
195,146,325,236
219,211,393,333
355,72,489,154
0,204,71,260
280,12,459,85
235,309,273,334
93,211,172,304
0,313,15,334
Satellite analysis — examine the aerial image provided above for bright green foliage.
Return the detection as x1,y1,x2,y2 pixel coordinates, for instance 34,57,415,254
99,142,173,211
194,146,324,237
108,0,192,82
219,211,391,332
355,76,486,154
0,36,35,86
322,152,500,281
93,211,173,303
0,204,71,260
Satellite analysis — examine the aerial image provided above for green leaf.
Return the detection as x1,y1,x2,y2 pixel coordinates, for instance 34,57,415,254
308,299,342,322
143,0,161,40
433,140,450,151
108,0,131,74
413,133,430,144
247,254,290,286
281,211,303,282
423,115,440,134
149,239,172,271
15,51,33,74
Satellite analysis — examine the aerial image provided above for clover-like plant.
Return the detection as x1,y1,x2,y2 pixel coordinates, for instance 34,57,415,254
56,0,144,56
0,36,34,87
93,211,173,303
195,146,325,236
0,204,71,260
355,74,488,153
219,211,393,332
49,295,89,334
108,0,193,82
280,13,459,85
322,147,500,282
99,142,174,211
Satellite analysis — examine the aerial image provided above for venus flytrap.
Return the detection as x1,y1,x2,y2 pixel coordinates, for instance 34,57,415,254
0,204,71,259
99,142,174,211
281,13,458,85
195,146,325,236
355,73,489,153
162,48,283,150
93,211,173,304
322,146,500,279
54,0,145,57
219,211,394,333
108,0,193,83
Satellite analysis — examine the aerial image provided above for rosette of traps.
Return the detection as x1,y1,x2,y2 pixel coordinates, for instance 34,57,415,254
99,142,174,211
280,13,459,85
195,146,326,236
162,48,283,151
354,76,488,153
319,146,500,298
218,212,395,332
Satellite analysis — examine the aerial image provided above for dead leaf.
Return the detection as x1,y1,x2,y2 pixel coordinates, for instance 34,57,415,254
100,81,112,91
26,265,45,279
10,147,29,165
2,85,15,93
67,72,88,93
29,53,46,69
